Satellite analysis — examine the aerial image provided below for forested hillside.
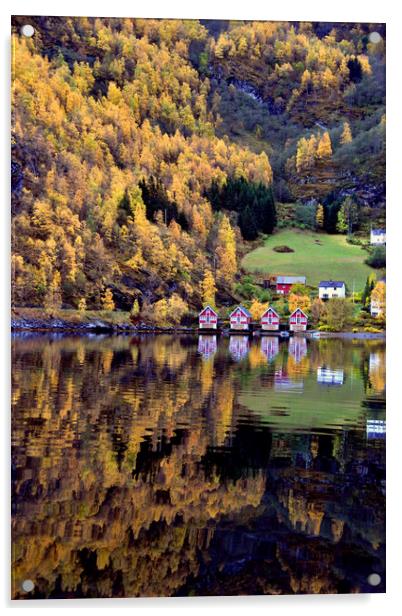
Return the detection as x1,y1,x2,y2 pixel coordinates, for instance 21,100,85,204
11,17,385,317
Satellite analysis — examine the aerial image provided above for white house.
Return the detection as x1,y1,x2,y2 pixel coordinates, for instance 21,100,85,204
370,279,385,317
318,280,346,300
370,299,383,317
370,228,386,245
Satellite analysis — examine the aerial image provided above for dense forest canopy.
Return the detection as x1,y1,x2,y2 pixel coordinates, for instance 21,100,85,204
11,17,385,313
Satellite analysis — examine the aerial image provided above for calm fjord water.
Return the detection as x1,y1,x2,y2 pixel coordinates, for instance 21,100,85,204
11,333,385,598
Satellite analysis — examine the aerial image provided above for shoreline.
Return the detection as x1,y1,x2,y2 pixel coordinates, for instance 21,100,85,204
11,318,385,340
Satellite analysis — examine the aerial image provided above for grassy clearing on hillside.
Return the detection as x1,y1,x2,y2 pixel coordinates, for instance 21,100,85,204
242,229,374,290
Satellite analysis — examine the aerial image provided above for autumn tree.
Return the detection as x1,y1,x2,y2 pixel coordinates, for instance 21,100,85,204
361,273,376,308
101,288,115,311
216,215,237,286
336,197,359,234
371,281,386,318
143,294,188,326
316,132,332,159
315,204,324,229
201,269,217,308
288,293,311,314
340,122,352,145
249,299,269,321
323,298,353,330
296,135,317,173
44,271,62,314
130,298,141,320
78,297,87,313
310,297,327,325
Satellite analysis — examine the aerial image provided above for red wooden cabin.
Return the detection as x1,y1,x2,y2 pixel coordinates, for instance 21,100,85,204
261,306,280,331
230,305,252,331
289,308,308,332
276,276,306,295
198,305,218,329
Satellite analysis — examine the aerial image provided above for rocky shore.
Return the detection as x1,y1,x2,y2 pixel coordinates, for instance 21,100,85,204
11,316,197,334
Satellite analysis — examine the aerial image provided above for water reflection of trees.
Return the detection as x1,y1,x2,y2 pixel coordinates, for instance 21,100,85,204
12,335,385,598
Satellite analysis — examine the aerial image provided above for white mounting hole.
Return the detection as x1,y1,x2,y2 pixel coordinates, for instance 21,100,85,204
22,579,34,592
369,32,382,44
20,24,35,38
367,573,381,586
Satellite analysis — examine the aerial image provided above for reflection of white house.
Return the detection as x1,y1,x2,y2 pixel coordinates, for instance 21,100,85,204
274,368,304,391
317,367,344,386
318,280,346,300
229,336,249,361
261,336,279,362
288,337,307,363
370,228,386,245
366,419,386,439
198,335,217,359
198,305,218,329
369,352,381,370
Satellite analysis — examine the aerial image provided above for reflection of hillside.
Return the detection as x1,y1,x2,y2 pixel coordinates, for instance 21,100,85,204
12,334,385,598
183,430,385,596
12,335,265,598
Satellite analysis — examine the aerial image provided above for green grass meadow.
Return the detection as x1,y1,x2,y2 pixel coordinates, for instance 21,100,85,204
242,229,373,290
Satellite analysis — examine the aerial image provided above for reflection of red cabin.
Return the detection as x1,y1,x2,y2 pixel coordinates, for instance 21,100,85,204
198,335,217,358
288,337,307,362
230,305,252,330
229,336,249,361
198,305,218,329
261,336,279,361
289,308,308,332
261,307,280,331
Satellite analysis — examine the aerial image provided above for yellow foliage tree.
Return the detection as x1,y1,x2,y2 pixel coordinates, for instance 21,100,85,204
288,293,311,314
146,294,188,326
201,269,217,308
310,297,326,325
167,294,189,325
216,215,237,286
130,298,140,319
340,122,352,145
78,297,87,313
249,299,269,321
316,204,324,229
101,288,115,311
316,132,332,159
371,281,386,318
126,247,145,271
44,270,62,314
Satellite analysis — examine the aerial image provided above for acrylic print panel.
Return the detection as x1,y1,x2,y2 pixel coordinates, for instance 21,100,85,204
11,15,386,599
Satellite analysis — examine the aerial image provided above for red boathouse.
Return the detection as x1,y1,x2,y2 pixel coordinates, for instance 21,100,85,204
289,308,308,332
230,305,252,331
261,307,280,331
198,305,218,329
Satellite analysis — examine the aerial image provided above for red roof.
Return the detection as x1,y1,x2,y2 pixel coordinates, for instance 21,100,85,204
199,305,218,317
289,308,308,319
261,306,280,318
